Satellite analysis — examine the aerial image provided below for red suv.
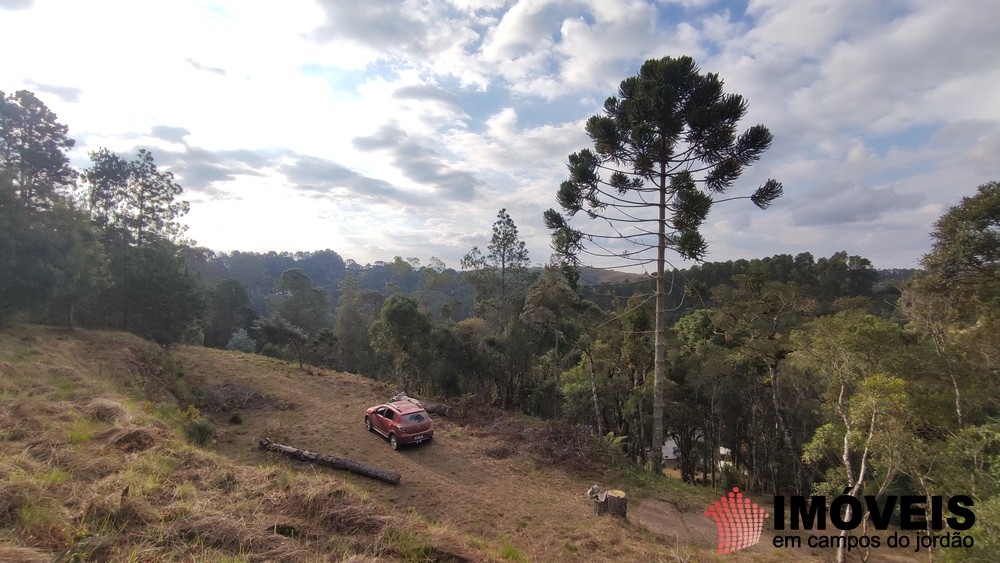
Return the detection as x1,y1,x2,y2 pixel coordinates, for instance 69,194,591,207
364,400,434,450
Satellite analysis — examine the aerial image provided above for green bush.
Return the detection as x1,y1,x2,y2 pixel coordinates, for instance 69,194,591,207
720,463,742,491
260,344,284,359
184,417,215,446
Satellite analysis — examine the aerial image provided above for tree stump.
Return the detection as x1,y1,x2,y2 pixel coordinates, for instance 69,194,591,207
592,489,627,519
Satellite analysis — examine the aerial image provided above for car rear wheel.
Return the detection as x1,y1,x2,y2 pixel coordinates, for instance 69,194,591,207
389,434,399,450
365,417,372,432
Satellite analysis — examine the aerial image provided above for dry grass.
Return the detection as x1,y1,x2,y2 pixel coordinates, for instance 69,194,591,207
0,325,838,562
0,326,503,561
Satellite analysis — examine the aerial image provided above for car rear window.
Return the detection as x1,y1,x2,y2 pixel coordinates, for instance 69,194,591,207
402,412,427,423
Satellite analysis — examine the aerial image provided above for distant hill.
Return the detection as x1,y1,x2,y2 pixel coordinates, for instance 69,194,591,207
877,268,919,284
576,266,648,286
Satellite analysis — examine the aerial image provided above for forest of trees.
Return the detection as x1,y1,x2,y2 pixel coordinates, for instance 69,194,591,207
3,77,998,560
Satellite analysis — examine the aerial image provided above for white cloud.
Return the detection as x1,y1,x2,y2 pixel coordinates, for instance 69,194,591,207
662,0,716,8
2,0,997,270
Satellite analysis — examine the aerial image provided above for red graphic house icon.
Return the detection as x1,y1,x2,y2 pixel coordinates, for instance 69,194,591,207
704,487,769,554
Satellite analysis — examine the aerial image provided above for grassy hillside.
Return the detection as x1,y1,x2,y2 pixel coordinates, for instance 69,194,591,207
0,326,493,561
0,325,861,562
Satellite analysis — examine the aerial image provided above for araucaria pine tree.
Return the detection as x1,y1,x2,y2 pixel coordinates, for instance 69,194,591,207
544,56,783,474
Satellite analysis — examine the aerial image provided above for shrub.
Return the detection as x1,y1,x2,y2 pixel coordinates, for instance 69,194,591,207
260,344,284,359
184,417,216,446
86,398,126,422
720,463,742,491
225,329,256,353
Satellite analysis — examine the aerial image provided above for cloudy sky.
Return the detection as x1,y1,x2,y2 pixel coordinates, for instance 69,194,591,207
3,0,998,271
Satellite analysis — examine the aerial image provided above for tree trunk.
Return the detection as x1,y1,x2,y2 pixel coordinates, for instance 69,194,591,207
592,489,628,519
635,369,646,465
585,349,605,436
768,363,807,495
66,300,75,331
258,437,401,485
652,167,667,476
928,312,963,429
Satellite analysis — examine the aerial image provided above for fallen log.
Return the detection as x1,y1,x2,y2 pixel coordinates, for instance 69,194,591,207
258,437,401,485
422,402,453,418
